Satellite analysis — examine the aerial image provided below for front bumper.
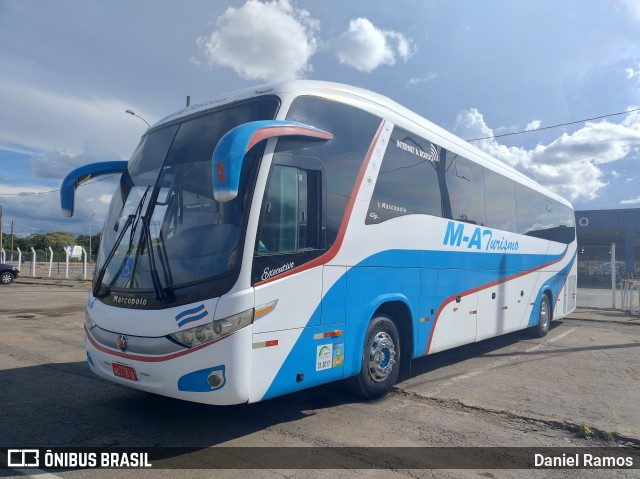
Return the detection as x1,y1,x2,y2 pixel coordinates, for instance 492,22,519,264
84,325,252,405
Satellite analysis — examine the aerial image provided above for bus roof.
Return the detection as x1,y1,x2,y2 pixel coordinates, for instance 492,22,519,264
153,80,572,209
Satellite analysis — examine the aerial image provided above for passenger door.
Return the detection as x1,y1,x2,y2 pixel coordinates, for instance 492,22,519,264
252,155,326,333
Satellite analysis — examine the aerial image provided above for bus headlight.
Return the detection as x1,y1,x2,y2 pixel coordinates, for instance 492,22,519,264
169,308,253,348
85,312,98,331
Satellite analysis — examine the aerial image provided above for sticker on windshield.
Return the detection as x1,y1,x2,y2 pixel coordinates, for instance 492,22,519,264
122,257,134,278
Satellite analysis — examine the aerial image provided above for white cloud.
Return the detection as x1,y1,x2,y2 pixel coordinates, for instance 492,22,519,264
0,179,115,236
407,74,437,87
334,18,416,72
525,120,542,131
532,117,640,167
197,0,319,81
622,0,640,21
0,184,54,196
454,108,640,201
611,170,622,178
0,143,120,235
625,65,640,80
621,196,640,205
31,142,121,179
0,78,147,158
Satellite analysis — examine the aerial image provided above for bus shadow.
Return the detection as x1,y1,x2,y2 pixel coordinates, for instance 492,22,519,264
404,322,559,379
3,320,616,456
0,359,356,450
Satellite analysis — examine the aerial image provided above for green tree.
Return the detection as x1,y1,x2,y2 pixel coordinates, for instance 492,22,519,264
76,234,101,261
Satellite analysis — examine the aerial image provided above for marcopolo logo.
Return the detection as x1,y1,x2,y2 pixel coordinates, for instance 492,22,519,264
112,295,148,307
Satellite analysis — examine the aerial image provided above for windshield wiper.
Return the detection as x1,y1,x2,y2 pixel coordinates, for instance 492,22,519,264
92,214,134,298
92,187,150,298
131,184,175,303
140,213,169,302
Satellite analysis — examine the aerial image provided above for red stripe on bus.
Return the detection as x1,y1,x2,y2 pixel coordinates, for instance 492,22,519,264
246,126,333,153
424,246,570,355
85,325,233,363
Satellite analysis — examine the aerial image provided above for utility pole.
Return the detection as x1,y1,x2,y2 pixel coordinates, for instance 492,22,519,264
10,219,14,261
89,213,95,264
0,205,3,259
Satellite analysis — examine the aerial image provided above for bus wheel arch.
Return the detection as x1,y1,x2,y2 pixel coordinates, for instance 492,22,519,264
533,290,553,338
375,301,413,373
346,301,411,400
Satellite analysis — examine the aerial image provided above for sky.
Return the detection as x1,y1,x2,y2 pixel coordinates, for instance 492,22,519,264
1,0,640,237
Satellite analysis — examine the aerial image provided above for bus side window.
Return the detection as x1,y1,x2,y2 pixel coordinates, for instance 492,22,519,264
444,154,486,226
256,164,323,256
483,168,517,232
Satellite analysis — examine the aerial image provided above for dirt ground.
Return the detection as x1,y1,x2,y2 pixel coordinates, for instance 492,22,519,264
1,280,638,478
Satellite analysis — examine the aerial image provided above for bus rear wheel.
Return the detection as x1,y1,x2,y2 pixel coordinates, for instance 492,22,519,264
346,314,400,400
533,294,551,337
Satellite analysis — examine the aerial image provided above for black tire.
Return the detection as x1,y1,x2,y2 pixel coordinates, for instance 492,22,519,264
0,271,14,285
533,294,551,337
346,314,401,400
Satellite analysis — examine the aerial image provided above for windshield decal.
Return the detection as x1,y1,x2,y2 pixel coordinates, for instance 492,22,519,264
175,304,209,327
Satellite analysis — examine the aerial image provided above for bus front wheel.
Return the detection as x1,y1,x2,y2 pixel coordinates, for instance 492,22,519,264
346,314,401,400
533,294,551,338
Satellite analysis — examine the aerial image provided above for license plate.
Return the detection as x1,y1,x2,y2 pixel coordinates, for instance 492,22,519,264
112,363,138,381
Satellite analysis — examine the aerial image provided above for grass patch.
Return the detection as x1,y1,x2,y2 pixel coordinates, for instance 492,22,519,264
578,422,593,438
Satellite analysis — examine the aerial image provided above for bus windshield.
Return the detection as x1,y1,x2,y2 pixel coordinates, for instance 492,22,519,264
94,97,280,307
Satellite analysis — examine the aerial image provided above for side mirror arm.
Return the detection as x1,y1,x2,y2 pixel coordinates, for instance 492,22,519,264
60,161,128,217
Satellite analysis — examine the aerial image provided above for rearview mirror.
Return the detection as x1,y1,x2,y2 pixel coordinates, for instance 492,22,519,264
211,120,332,202
60,161,128,217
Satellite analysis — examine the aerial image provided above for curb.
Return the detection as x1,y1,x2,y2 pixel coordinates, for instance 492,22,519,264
564,316,640,326
14,278,91,288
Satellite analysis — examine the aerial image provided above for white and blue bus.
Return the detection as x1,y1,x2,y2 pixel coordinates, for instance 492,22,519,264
61,81,577,405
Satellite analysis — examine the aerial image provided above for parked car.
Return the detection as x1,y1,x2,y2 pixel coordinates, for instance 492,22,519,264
0,263,19,285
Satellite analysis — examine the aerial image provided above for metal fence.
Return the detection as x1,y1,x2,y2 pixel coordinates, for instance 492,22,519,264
1,246,93,281
577,243,639,314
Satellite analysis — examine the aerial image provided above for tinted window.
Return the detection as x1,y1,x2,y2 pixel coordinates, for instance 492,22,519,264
256,164,323,256
524,197,575,244
252,158,325,283
443,151,486,225
367,126,442,224
516,184,541,234
258,165,299,254
559,204,575,228
558,204,576,243
484,168,517,232
539,198,559,231
279,96,381,246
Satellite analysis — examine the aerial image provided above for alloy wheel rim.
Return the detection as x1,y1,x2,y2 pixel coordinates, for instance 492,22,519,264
540,299,549,329
368,331,396,382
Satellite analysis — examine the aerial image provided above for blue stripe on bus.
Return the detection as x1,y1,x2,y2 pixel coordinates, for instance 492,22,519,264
261,247,573,401
527,251,576,327
177,310,209,328
175,304,206,321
